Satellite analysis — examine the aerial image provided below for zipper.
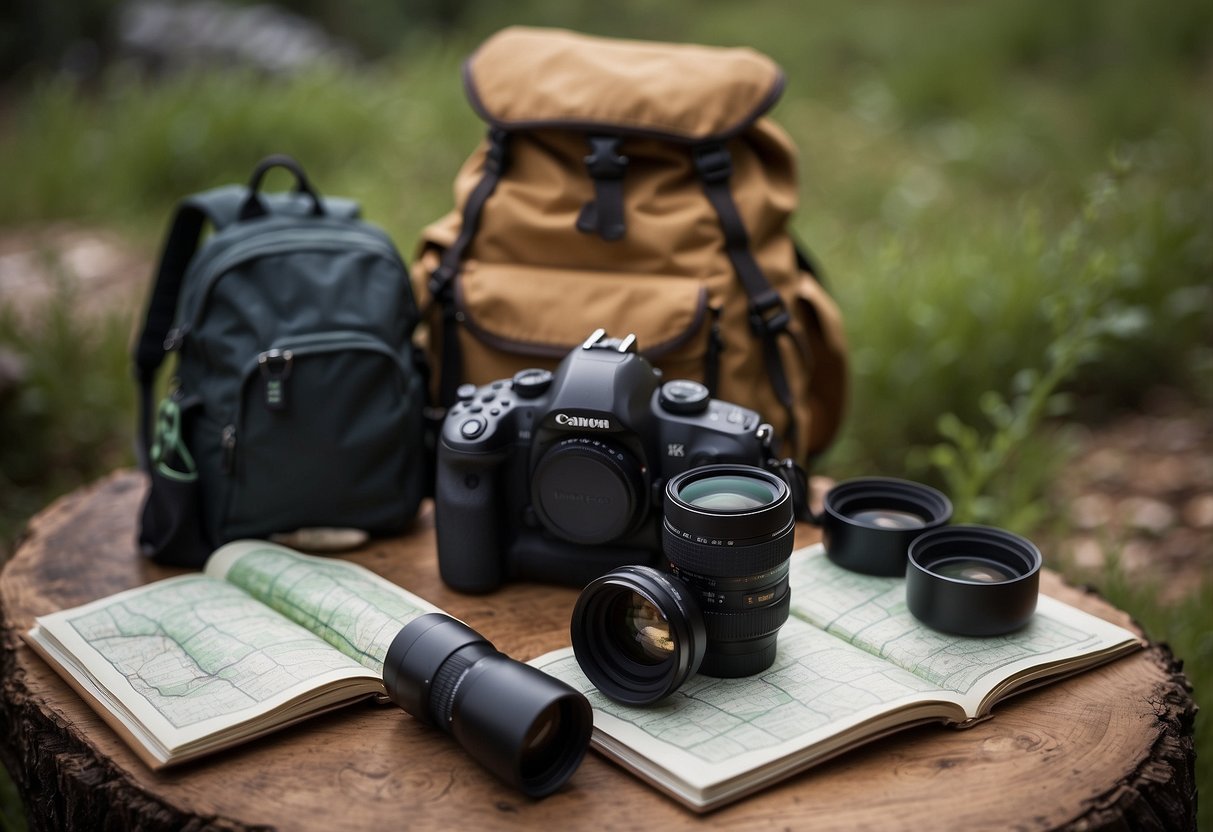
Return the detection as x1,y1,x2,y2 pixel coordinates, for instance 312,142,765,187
224,329,417,519
170,228,405,347
221,332,410,478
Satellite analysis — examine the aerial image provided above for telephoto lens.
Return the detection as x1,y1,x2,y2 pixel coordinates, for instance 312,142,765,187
663,465,795,678
382,613,593,798
571,465,795,706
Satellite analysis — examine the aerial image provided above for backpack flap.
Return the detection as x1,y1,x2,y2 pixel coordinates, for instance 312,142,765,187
417,29,848,464
464,26,785,142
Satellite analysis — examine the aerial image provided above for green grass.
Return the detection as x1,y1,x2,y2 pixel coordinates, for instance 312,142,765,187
0,0,1209,826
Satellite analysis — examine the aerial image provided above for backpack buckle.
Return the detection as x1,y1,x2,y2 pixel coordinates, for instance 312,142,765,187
584,136,628,180
693,143,733,183
749,291,790,335
428,264,456,300
484,128,510,175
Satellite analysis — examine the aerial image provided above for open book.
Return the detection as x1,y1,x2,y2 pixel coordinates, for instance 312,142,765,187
531,543,1142,812
24,541,439,769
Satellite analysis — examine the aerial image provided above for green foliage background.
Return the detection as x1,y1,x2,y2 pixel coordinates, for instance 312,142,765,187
0,0,1209,826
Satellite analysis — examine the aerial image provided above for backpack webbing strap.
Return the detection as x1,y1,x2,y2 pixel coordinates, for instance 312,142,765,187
692,142,799,456
430,128,511,405
575,135,628,241
133,190,241,471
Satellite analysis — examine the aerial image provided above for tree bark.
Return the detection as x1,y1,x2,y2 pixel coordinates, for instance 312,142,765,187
0,472,1197,831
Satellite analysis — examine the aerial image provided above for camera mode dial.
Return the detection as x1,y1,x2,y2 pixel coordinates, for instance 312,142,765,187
659,380,710,415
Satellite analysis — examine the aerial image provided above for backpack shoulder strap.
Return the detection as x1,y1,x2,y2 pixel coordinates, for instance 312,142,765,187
132,186,243,470
692,141,799,456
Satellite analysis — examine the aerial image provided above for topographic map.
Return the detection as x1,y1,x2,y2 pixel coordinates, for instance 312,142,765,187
61,544,435,730
537,617,938,764
66,577,364,729
788,550,1096,694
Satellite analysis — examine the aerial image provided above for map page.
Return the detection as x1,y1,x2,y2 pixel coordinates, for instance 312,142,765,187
206,541,441,673
788,545,1140,705
533,614,964,810
27,574,382,767
532,544,1140,810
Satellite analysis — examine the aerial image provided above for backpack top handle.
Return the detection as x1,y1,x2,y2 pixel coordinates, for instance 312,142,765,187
238,154,325,221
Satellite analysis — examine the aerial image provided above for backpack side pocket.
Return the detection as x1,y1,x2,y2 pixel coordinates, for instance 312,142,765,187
139,394,212,568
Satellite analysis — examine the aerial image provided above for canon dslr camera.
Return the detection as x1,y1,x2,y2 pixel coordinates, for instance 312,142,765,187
435,329,775,592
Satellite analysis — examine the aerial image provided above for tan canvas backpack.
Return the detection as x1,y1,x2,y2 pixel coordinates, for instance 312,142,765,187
414,27,848,464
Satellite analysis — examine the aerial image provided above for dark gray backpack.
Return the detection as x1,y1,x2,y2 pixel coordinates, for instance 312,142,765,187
134,155,426,567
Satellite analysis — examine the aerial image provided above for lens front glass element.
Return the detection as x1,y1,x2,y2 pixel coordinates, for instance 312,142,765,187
847,508,928,530
930,556,1018,583
677,475,778,512
518,701,565,782
607,591,674,665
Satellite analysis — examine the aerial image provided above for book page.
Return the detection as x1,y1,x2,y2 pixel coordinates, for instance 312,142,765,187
27,575,379,765
206,540,441,673
788,544,1140,705
534,615,962,804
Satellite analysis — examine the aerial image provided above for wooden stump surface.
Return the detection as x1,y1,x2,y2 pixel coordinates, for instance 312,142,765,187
0,471,1197,831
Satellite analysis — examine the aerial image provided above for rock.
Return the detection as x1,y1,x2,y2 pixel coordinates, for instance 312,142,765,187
1120,497,1176,536
1070,494,1112,530
1069,536,1105,570
1182,494,1213,529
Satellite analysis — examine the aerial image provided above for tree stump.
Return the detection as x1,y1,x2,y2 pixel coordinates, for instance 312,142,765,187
0,471,1197,830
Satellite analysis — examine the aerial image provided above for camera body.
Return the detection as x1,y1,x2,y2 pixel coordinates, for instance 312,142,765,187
435,330,773,592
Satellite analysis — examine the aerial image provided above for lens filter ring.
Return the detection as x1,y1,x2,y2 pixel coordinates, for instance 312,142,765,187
906,524,1042,636
570,565,705,706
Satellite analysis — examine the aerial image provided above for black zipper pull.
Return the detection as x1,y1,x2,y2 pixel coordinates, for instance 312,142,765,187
221,424,237,473
258,348,294,412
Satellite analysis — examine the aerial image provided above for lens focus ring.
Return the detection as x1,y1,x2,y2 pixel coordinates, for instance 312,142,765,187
428,645,479,729
663,519,795,577
701,590,790,642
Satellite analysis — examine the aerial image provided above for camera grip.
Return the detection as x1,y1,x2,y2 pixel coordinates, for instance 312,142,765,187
435,449,508,592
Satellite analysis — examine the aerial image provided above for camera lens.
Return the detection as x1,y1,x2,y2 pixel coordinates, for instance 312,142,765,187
571,565,706,705
383,613,592,797
663,465,795,679
906,525,1042,636
819,477,952,576
531,436,647,545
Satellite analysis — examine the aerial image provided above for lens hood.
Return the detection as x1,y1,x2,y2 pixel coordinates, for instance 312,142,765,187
906,525,1042,636
820,477,952,576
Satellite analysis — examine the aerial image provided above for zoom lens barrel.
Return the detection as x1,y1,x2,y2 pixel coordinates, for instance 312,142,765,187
383,613,592,797
663,465,796,678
